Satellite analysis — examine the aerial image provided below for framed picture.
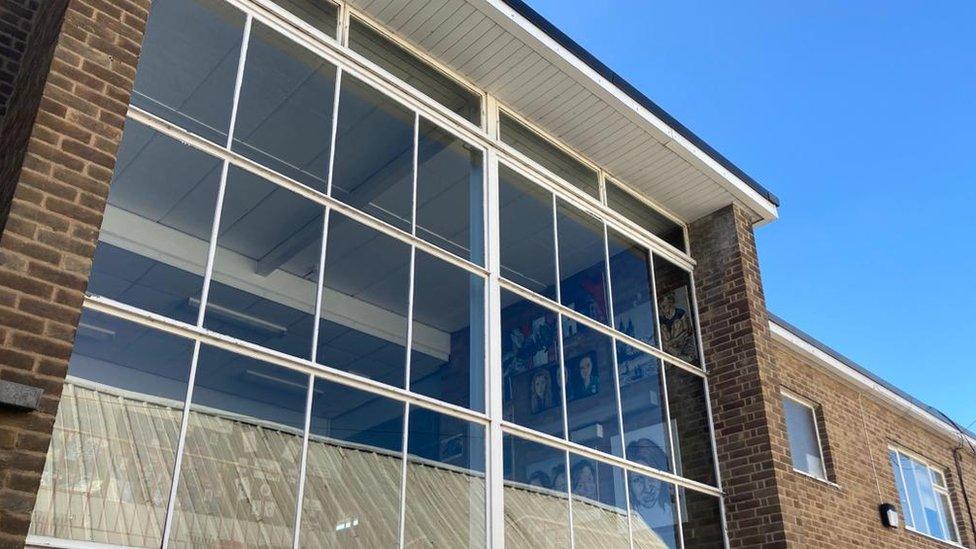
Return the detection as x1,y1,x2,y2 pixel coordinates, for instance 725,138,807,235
524,455,567,492
566,351,599,401
613,300,656,346
658,286,699,363
616,344,659,388
611,427,674,528
527,364,561,414
502,310,557,378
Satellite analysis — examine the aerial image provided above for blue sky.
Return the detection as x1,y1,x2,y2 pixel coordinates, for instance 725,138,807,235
523,0,976,425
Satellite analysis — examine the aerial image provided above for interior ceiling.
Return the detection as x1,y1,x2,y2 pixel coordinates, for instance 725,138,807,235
346,0,778,224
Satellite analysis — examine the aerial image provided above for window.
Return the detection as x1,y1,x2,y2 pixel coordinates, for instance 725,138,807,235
349,17,481,126
31,1,725,548
499,112,600,199
781,393,827,480
889,449,960,543
606,179,686,252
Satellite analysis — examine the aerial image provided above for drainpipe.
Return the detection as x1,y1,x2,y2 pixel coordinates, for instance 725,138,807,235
953,446,976,543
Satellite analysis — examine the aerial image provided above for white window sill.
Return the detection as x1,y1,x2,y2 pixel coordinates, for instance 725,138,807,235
903,526,965,549
791,467,840,489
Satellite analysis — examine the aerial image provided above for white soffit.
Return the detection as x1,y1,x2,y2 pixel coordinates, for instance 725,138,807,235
346,0,779,224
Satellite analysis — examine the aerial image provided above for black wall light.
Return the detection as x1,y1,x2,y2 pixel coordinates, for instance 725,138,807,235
879,503,899,528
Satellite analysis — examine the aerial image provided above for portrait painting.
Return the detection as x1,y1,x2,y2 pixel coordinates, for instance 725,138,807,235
658,286,699,363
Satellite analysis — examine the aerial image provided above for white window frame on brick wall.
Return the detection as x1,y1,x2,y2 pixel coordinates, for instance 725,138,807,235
888,446,962,546
780,390,829,482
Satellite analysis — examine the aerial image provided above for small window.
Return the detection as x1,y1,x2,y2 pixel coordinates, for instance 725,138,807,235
349,17,481,125
605,179,686,252
889,449,960,543
271,0,338,37
499,112,600,199
782,393,827,480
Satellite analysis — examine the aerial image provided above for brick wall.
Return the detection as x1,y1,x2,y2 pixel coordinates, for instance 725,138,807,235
689,204,798,547
0,0,150,545
770,335,976,548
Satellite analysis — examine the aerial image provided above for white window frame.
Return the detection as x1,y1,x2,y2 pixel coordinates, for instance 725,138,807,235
889,447,962,546
780,390,829,482
27,0,732,547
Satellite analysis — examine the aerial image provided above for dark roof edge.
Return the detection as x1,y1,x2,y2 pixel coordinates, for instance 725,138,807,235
768,312,976,443
498,0,780,208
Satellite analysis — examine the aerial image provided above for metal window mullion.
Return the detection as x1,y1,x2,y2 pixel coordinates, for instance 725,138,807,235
397,402,411,549
550,192,574,549
159,16,252,547
325,67,343,197
291,376,314,549
602,223,634,549
484,148,505,548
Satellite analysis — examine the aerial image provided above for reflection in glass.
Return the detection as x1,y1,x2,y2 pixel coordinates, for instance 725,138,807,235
88,120,222,325
349,17,481,125
499,112,599,198
654,257,700,366
132,0,244,144
607,229,657,346
627,472,678,549
499,165,556,300
299,378,405,547
417,118,484,263
563,327,620,456
503,435,570,548
204,167,324,360
569,456,629,548
318,212,410,387
499,290,563,438
332,74,414,231
782,396,825,479
273,0,338,37
233,22,337,192
666,365,717,486
679,488,724,549
29,310,194,547
168,347,308,548
606,179,685,251
410,251,485,411
617,344,670,473
557,199,609,325
403,406,486,548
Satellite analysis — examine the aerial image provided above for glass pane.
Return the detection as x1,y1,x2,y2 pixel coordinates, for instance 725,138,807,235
889,450,914,529
233,22,337,192
499,112,599,198
606,180,685,251
557,199,609,325
298,378,405,547
899,453,929,534
782,397,825,479
417,118,484,263
503,435,571,548
132,0,244,144
204,167,324,360
29,310,193,547
569,456,629,548
403,406,486,548
88,120,221,324
332,74,414,231
349,17,481,125
168,347,308,548
499,164,556,300
654,257,700,366
318,211,411,387
617,344,670,473
608,229,657,346
563,326,621,456
410,251,485,411
627,472,679,549
937,492,960,542
500,289,563,438
666,365,716,486
910,457,945,538
273,0,338,37
679,488,724,549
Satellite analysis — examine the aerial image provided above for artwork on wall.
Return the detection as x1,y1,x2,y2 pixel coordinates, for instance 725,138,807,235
658,286,698,363
566,351,599,401
616,343,658,388
528,364,561,414
502,311,557,378
611,430,673,528
523,455,567,493
614,299,656,346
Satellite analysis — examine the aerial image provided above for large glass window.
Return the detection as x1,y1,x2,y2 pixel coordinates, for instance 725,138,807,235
889,449,960,543
782,394,827,480
349,17,481,126
35,1,725,547
499,112,599,199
